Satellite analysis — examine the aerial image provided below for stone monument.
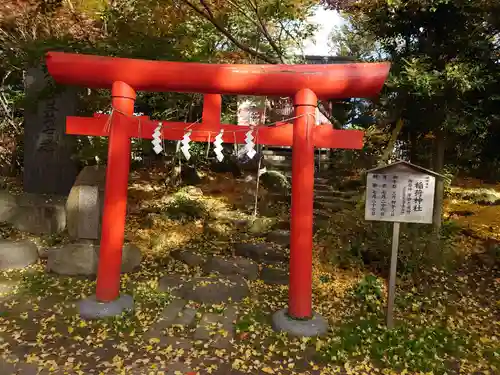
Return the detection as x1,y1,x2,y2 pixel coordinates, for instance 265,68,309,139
23,66,78,195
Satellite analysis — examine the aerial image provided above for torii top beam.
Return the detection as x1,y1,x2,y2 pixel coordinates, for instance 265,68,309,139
46,52,390,99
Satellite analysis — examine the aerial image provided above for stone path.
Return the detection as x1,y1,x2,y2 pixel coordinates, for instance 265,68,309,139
144,298,239,348
138,297,264,374
130,231,295,373
164,231,291,290
0,225,308,374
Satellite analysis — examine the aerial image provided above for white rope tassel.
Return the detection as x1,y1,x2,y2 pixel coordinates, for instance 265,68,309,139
152,122,163,154
244,127,256,159
214,129,224,162
180,130,192,160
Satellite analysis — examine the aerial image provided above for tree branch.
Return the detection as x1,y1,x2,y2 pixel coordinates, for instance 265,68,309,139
199,0,215,18
179,0,363,128
245,0,285,62
226,0,260,28
318,101,343,128
179,0,279,63
278,19,303,52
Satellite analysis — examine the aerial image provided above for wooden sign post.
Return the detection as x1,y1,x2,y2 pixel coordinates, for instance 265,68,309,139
365,161,443,328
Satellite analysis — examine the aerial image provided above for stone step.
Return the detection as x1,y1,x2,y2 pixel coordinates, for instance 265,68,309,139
144,299,240,349
143,299,188,341
314,200,355,211
234,243,288,263
315,183,334,191
263,155,331,162
263,154,288,161
315,189,335,196
315,195,341,203
211,306,238,349
194,312,220,341
193,306,238,349
262,170,333,181
260,266,289,285
332,190,360,199
314,209,331,221
315,195,357,204
264,162,333,173
168,249,290,283
263,159,292,168
263,150,330,160
269,190,351,200
262,150,291,157
316,185,357,193
173,307,197,328
314,177,330,184
265,166,293,176
266,229,290,247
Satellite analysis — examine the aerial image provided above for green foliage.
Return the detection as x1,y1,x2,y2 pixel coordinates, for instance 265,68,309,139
235,306,267,333
449,188,500,206
260,170,291,196
0,84,24,175
440,219,461,239
319,210,457,274
0,0,317,175
182,142,209,164
320,271,477,373
163,194,208,222
485,243,500,265
352,274,384,312
326,0,500,178
131,279,171,308
321,313,469,374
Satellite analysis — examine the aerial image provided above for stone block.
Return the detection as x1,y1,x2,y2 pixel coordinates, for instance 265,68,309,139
66,165,106,240
46,242,142,276
0,190,17,222
67,185,99,239
0,240,39,270
203,256,259,280
46,242,98,276
9,193,66,234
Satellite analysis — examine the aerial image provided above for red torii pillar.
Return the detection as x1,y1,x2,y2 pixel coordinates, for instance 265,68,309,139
46,52,390,330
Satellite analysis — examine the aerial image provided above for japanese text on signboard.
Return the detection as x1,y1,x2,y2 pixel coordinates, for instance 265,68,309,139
365,172,435,224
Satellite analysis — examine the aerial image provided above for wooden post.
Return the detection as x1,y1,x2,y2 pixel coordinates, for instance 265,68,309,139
387,221,401,329
95,81,136,302
289,88,317,319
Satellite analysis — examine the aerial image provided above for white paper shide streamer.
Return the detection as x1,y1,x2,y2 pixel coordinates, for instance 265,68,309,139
152,122,163,154
213,130,224,162
180,130,192,160
244,128,256,159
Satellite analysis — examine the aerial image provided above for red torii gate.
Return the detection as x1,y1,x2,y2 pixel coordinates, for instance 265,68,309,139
46,52,390,328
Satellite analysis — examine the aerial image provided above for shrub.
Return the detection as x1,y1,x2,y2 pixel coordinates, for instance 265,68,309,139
317,209,457,275
352,274,385,313
260,170,290,196
163,194,208,221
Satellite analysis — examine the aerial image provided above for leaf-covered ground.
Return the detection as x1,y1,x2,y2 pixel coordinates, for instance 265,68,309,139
0,170,498,374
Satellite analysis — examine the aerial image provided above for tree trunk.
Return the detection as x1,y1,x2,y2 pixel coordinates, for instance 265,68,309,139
377,119,403,166
356,119,403,210
409,129,417,163
432,129,446,234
